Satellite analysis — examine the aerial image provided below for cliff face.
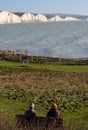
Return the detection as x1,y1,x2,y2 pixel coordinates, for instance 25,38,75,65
0,11,21,24
21,13,35,22
35,14,48,22
64,17,79,21
49,15,64,21
0,11,80,24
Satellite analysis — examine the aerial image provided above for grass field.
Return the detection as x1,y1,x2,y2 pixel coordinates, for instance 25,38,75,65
0,60,88,72
0,60,88,129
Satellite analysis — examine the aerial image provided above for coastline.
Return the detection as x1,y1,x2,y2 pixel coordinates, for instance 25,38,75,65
0,10,81,24
0,49,88,65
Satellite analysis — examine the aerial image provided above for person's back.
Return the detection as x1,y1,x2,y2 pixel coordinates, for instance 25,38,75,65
46,103,60,119
24,103,36,121
24,109,36,121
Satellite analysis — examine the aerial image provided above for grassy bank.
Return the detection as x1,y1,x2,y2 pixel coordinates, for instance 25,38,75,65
0,60,88,73
0,60,88,129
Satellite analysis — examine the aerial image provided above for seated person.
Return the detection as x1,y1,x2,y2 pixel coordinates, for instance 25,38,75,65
24,103,36,121
46,103,60,119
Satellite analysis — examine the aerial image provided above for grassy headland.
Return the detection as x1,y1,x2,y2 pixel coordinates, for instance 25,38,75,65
0,59,88,129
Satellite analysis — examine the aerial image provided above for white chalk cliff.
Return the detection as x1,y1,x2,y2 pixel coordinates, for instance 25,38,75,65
0,11,21,24
21,12,35,22
35,14,47,22
64,17,79,21
0,11,80,24
49,15,63,21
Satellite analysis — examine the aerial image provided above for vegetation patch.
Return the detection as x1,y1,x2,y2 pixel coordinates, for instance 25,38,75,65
0,59,88,129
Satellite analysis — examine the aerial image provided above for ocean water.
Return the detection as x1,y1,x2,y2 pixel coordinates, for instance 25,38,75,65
0,20,88,58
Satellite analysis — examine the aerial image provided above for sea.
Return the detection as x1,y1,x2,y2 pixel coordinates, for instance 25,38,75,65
0,20,88,59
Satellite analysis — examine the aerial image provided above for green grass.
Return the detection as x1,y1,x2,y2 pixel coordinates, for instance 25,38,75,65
0,60,88,129
0,97,27,114
0,91,88,129
0,60,88,73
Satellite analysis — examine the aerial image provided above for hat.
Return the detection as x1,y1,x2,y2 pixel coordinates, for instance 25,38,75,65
51,103,57,109
29,103,34,110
